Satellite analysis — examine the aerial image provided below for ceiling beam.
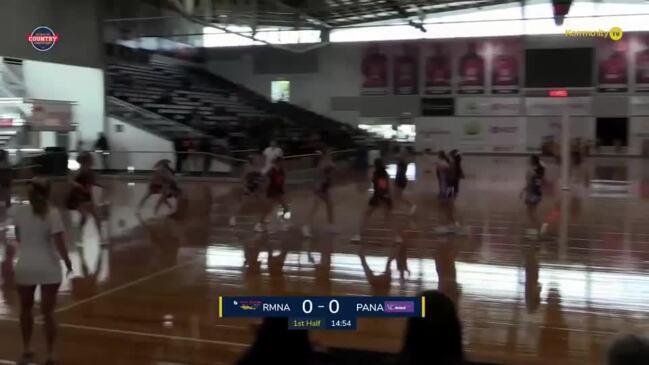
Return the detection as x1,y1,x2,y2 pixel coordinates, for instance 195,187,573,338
331,0,519,27
266,0,334,29
167,0,329,53
385,0,426,32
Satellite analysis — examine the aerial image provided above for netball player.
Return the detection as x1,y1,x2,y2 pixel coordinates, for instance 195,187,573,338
435,151,456,233
229,154,263,226
449,150,464,197
351,158,402,243
0,150,13,247
0,150,12,213
137,160,181,215
67,152,105,243
302,148,335,238
448,149,464,229
11,179,72,365
521,155,546,236
388,238,410,283
258,157,289,233
393,149,416,215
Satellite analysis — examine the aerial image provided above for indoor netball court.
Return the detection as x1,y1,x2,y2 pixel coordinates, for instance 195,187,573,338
0,156,647,364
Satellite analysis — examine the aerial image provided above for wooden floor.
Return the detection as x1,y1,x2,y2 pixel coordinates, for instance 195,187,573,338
1,156,649,365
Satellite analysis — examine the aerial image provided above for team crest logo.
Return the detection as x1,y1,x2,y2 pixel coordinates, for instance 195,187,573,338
27,26,59,52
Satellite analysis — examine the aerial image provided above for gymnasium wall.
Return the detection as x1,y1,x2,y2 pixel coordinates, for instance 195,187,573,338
0,0,103,68
206,33,649,155
206,44,362,125
107,117,232,173
23,61,105,148
107,117,175,171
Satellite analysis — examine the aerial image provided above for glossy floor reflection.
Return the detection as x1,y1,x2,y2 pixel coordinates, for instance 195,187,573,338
1,156,649,364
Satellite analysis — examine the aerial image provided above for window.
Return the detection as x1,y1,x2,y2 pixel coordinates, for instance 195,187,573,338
271,80,290,102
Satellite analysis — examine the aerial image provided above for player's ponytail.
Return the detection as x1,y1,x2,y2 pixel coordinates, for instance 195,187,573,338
29,178,51,217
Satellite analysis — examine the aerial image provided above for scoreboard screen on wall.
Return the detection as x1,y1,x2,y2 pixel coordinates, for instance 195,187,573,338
219,296,425,331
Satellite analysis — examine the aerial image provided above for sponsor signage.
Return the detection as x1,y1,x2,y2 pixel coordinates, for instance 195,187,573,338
630,96,649,116
27,26,59,52
525,97,592,115
488,117,525,152
29,101,73,131
456,97,521,116
421,97,455,116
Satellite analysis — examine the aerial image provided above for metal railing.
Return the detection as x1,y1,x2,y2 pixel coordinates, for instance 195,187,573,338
107,96,208,139
8,147,364,182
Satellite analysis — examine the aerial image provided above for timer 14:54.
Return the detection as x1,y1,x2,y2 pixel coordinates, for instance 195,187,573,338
329,319,353,328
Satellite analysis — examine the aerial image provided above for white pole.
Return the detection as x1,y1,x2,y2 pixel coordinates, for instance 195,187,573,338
560,102,570,191
558,190,569,260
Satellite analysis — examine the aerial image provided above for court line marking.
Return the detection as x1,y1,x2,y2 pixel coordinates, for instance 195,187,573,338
58,322,249,348
55,257,201,314
0,358,229,365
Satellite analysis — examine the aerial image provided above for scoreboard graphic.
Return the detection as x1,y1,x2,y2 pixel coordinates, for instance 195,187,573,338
219,296,425,331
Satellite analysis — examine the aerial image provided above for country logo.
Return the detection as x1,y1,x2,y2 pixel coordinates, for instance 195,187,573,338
27,26,59,52
384,301,415,313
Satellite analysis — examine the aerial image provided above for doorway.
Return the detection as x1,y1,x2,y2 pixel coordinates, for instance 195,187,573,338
596,117,628,149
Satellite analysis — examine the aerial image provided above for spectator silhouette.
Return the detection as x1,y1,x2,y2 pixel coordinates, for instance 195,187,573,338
94,133,110,171
174,138,186,173
400,290,464,365
237,317,313,365
608,334,649,365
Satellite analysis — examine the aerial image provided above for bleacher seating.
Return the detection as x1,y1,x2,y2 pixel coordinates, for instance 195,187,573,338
107,59,369,154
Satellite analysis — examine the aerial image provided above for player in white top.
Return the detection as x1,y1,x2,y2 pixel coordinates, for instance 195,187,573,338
262,140,283,174
7,179,71,365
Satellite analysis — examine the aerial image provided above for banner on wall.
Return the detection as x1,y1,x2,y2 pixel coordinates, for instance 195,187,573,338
29,101,73,131
458,117,488,152
526,116,562,152
630,117,649,155
393,44,419,95
597,38,628,92
456,97,521,116
421,97,455,116
635,35,649,93
424,43,452,95
488,117,525,152
414,118,457,152
525,97,592,116
630,96,649,115
457,41,486,94
361,45,389,95
490,39,520,94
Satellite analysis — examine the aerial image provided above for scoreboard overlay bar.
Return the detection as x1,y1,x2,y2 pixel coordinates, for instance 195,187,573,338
219,296,424,319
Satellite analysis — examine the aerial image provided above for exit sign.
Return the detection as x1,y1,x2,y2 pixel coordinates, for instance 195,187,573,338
549,89,568,97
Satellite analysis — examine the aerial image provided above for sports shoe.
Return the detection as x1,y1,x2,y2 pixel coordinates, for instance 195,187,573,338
229,216,237,226
350,234,361,242
302,225,312,238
